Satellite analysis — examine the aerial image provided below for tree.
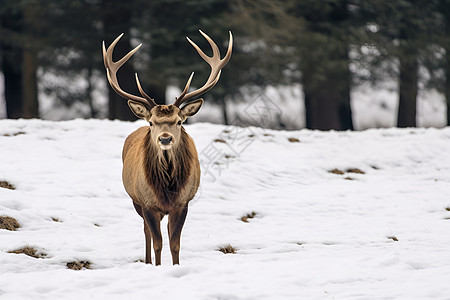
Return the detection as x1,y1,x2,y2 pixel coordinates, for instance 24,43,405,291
356,0,440,128
0,1,39,119
294,0,354,130
224,0,354,130
102,0,139,120
439,0,450,126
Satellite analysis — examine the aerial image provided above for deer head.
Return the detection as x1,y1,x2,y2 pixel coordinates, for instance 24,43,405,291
102,31,233,150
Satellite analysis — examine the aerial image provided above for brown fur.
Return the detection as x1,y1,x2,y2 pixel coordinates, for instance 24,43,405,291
143,128,194,210
103,31,232,266
122,124,200,265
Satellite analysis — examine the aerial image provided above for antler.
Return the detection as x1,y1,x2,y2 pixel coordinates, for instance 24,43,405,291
174,30,233,107
102,33,157,109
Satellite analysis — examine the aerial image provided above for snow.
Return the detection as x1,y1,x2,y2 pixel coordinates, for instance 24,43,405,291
1,119,450,299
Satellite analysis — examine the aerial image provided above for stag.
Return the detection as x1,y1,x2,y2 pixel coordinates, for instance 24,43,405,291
102,31,232,265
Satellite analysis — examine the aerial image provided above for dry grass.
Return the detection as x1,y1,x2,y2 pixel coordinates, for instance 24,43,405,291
67,261,91,270
329,168,365,177
387,236,399,241
218,244,237,254
329,169,345,175
2,131,26,137
446,207,450,212
214,138,226,143
0,181,15,190
8,246,46,258
288,137,300,143
0,216,20,231
241,211,257,223
346,168,365,174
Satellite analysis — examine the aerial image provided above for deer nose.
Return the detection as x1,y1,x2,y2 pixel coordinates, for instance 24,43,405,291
159,135,172,145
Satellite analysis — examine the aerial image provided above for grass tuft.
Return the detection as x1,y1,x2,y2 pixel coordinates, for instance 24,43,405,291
67,261,91,270
2,131,26,137
8,246,46,258
0,216,20,231
218,244,237,254
0,181,15,190
346,168,365,174
240,211,257,223
387,236,398,242
329,169,344,175
288,137,300,143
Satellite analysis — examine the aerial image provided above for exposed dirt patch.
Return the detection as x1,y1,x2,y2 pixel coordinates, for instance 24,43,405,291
218,244,237,254
240,211,257,223
288,137,300,143
0,216,21,231
445,207,450,212
329,169,345,175
8,246,47,258
0,181,15,190
346,168,365,174
214,138,226,143
387,236,398,242
329,168,365,177
51,217,61,222
2,131,26,137
67,261,91,270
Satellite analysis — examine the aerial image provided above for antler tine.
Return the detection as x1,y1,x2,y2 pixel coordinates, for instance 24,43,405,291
135,73,156,103
102,34,157,108
176,72,195,103
174,31,233,107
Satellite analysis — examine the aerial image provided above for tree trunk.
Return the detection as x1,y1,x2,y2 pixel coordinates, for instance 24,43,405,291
397,52,418,128
22,50,39,118
299,0,353,131
102,0,139,121
302,50,353,131
1,8,24,118
86,68,97,118
2,50,23,119
444,4,450,126
446,50,450,126
220,97,228,125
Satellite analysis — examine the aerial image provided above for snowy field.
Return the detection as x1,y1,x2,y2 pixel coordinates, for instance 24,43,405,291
0,119,450,299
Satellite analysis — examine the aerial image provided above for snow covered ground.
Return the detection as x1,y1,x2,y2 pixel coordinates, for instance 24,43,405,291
0,119,449,299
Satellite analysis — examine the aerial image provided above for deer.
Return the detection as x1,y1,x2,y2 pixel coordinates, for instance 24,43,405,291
102,30,232,265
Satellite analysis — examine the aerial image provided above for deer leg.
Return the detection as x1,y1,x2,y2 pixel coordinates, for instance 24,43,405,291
168,205,188,265
132,202,152,264
144,208,163,265
143,218,152,264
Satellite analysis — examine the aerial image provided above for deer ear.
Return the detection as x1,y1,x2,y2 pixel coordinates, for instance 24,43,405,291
180,99,203,120
128,100,151,121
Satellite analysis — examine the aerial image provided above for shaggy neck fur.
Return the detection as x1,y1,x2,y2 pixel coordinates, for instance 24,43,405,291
143,127,194,208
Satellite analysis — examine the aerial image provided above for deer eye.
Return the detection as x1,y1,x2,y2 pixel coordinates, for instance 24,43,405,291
177,121,182,125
